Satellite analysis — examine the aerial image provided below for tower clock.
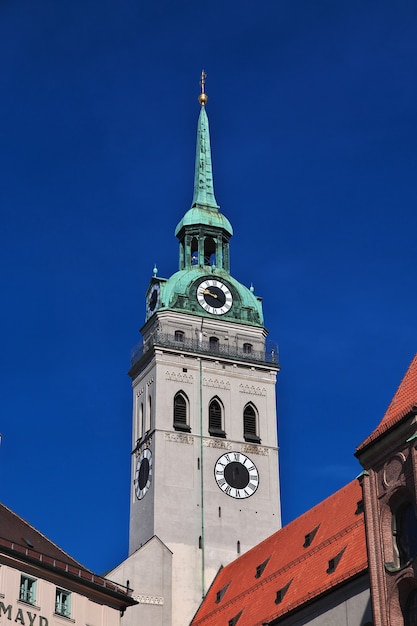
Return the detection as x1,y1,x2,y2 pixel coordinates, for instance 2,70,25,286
110,74,281,626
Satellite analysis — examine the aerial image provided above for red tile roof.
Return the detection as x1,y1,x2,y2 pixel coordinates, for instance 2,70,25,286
357,353,417,452
192,480,367,626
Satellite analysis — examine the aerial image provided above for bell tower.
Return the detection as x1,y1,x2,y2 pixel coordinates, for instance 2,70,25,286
111,74,281,626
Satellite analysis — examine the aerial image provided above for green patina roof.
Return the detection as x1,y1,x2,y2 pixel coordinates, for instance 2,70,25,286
175,106,233,237
158,267,264,326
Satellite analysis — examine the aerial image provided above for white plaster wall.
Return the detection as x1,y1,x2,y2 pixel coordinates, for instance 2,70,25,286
109,538,172,626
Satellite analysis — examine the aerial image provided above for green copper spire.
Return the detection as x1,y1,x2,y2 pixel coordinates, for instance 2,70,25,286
175,72,233,239
192,104,219,210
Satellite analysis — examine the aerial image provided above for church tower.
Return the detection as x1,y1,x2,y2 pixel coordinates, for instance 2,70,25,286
111,74,281,626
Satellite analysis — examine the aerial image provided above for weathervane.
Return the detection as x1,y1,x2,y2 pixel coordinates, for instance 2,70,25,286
198,69,208,106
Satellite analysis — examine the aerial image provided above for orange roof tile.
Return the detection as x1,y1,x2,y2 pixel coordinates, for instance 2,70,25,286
357,353,417,452
192,480,367,626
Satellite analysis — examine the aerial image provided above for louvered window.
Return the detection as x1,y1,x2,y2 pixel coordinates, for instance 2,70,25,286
243,404,260,443
173,392,190,432
209,398,225,437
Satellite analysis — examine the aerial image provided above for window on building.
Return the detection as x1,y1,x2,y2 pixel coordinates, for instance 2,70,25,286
19,575,36,604
303,525,320,548
404,589,417,626
174,330,184,342
228,611,242,626
255,557,270,578
327,547,346,574
393,501,417,567
275,579,292,605
191,237,199,265
215,582,230,604
209,398,225,437
243,343,252,354
204,237,216,266
243,403,260,443
147,394,153,432
55,589,71,618
209,336,219,353
173,392,190,432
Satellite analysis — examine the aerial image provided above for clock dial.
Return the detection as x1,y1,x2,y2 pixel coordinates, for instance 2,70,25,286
197,279,233,315
134,449,153,500
214,452,259,499
146,284,160,317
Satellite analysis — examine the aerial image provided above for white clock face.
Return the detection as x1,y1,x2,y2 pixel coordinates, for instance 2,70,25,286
134,449,152,500
197,279,233,315
146,284,160,318
214,452,259,499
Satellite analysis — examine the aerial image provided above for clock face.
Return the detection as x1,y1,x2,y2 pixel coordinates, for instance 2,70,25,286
146,284,160,317
197,279,233,315
214,452,259,499
134,449,153,500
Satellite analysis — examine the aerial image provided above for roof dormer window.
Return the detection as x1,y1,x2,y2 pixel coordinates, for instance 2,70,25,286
255,557,270,578
275,579,292,604
303,524,320,548
215,582,230,604
327,547,346,573
228,610,242,625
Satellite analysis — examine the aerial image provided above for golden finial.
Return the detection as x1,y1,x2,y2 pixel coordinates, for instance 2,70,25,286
198,69,208,106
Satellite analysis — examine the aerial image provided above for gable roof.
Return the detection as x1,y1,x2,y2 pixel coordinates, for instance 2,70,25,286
0,502,136,609
0,502,86,569
191,480,367,626
357,353,417,452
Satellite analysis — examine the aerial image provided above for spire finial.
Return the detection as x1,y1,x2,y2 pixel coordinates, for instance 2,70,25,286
198,70,208,106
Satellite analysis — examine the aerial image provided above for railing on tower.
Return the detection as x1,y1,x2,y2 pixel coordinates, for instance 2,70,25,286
130,331,279,367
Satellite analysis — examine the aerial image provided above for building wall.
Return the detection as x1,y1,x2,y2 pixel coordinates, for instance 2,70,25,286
109,537,173,626
275,574,372,626
0,561,123,626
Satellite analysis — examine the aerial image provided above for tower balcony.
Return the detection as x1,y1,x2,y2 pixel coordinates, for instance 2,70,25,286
130,332,279,368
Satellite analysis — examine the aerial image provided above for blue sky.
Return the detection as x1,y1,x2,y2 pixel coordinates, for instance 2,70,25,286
1,0,417,574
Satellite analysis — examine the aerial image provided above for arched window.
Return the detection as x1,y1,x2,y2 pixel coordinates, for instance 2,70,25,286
175,330,185,342
173,392,190,432
243,343,253,354
147,395,152,432
209,336,219,353
405,589,417,626
243,403,260,443
191,237,199,265
209,397,225,438
137,400,144,440
393,501,417,567
204,237,216,266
